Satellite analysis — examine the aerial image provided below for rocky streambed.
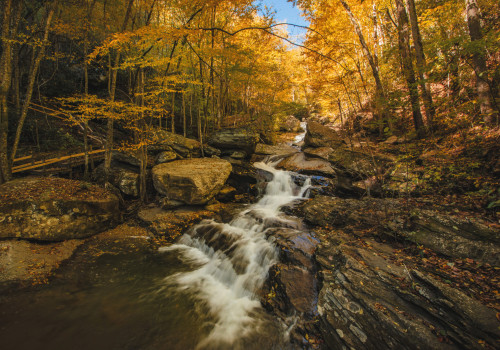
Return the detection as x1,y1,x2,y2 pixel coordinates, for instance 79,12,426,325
0,120,499,349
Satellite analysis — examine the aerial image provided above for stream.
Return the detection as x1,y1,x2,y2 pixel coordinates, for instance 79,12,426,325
0,153,312,349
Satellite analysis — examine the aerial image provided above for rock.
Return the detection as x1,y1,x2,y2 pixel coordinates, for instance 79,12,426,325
93,162,140,197
0,239,83,287
304,121,343,148
112,150,142,167
159,198,184,209
155,150,177,164
384,135,399,144
227,162,272,196
152,158,232,205
279,115,302,132
266,228,320,271
303,146,334,161
216,185,237,203
406,212,500,266
137,206,218,239
328,147,392,180
0,177,120,241
302,195,500,265
230,150,247,159
315,234,500,350
277,152,337,177
255,143,300,158
204,145,222,157
149,130,204,158
208,127,260,154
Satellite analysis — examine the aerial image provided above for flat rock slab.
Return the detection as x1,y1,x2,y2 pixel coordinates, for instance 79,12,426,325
138,206,219,239
0,177,120,241
277,152,336,177
152,158,232,205
255,143,300,157
303,146,334,160
0,239,83,287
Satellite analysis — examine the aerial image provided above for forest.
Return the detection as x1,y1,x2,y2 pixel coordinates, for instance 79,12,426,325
0,0,499,349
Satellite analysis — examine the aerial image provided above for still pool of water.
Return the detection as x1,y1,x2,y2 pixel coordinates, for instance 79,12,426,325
0,247,286,350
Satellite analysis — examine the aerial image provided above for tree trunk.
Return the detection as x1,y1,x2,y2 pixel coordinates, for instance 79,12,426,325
465,0,497,125
0,0,14,183
171,91,175,133
11,1,56,164
406,0,436,127
395,0,425,137
0,0,22,183
339,0,389,135
139,68,147,202
182,91,186,137
104,0,134,178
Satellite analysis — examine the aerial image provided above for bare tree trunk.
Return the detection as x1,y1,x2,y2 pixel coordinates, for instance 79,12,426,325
171,91,175,133
465,0,497,125
11,1,56,164
139,68,147,202
0,0,22,183
83,0,97,180
104,0,134,178
0,0,14,183
406,0,435,127
182,91,186,137
396,0,425,138
339,0,389,135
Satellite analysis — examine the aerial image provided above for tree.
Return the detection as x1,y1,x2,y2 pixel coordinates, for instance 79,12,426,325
406,0,435,127
0,0,21,183
465,0,497,125
338,0,389,134
11,0,58,164
395,0,425,137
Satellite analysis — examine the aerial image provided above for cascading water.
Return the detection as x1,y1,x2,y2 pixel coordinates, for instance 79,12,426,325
159,160,311,349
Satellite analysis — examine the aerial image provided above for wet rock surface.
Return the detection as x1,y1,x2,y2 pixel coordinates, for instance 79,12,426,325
0,239,83,289
137,206,221,241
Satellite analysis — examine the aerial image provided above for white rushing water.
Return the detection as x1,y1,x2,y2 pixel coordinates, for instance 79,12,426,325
159,160,310,348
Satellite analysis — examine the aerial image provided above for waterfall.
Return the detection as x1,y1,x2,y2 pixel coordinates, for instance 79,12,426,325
159,160,311,348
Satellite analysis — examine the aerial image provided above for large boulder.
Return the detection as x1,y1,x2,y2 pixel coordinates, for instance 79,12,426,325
93,162,140,197
0,177,120,241
304,121,343,148
208,127,260,154
279,115,302,132
277,152,337,177
152,158,232,205
149,130,220,158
